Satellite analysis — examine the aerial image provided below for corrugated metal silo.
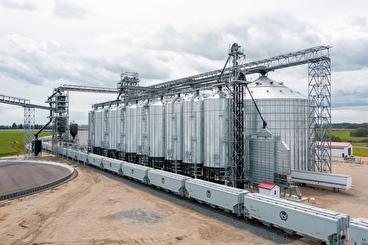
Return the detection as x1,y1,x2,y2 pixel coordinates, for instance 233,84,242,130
182,92,204,177
116,104,125,160
245,75,309,171
149,98,166,169
88,110,94,150
101,108,109,156
108,106,118,158
93,108,103,155
136,100,150,165
203,90,229,183
125,102,138,163
247,129,290,185
165,95,183,173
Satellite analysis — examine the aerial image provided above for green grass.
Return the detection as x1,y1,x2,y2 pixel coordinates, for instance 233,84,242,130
353,147,368,157
332,130,368,142
0,130,52,157
332,130,368,157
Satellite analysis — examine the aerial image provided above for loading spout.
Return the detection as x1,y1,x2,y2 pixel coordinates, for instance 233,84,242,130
245,83,267,129
34,110,53,139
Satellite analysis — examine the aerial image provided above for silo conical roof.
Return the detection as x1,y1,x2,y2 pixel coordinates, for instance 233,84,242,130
245,75,306,100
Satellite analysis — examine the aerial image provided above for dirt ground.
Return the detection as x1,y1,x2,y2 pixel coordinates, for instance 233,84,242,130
0,155,367,245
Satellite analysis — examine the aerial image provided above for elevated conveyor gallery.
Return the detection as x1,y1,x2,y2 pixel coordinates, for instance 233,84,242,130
0,160,76,201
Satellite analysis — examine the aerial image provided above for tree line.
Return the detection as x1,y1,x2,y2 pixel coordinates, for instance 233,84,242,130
332,123,368,129
0,123,52,130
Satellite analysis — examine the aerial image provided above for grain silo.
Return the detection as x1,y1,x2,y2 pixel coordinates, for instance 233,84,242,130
149,98,166,169
165,95,183,173
136,100,149,165
247,128,290,185
182,92,204,177
245,74,309,171
125,101,138,163
203,90,230,183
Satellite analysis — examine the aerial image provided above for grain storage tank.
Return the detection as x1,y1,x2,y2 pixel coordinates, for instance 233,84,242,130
182,92,204,177
116,103,125,160
136,100,150,165
247,128,290,185
149,98,166,169
245,75,309,171
108,106,118,158
125,101,138,163
88,110,94,150
203,89,229,183
93,108,103,155
165,95,183,173
101,108,109,156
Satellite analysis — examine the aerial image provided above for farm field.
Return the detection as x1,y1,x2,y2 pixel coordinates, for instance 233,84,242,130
332,130,368,157
0,130,52,157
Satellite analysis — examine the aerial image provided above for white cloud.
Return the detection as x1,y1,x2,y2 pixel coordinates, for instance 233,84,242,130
0,0,368,125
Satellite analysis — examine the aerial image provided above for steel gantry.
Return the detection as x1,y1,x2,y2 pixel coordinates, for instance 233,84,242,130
0,94,52,159
308,57,332,172
46,84,118,152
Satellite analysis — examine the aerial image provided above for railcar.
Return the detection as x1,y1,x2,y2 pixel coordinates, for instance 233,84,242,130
78,151,88,164
147,169,190,197
120,162,152,184
102,157,122,175
87,153,104,169
349,217,368,245
244,193,349,244
185,178,248,216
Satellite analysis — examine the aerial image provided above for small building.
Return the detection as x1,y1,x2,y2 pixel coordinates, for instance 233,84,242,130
258,181,280,198
315,141,353,157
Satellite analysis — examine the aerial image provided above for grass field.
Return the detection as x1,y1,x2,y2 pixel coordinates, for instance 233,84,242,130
0,130,52,157
332,130,368,142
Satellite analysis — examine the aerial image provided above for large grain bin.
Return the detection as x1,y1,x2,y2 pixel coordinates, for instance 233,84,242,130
125,102,138,163
182,92,204,177
149,98,166,169
245,75,309,171
247,129,290,184
203,90,230,183
136,100,149,165
165,95,183,173
93,108,103,155
116,104,125,160
108,106,118,158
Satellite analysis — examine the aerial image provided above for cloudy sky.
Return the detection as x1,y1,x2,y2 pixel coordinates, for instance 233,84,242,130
0,0,367,125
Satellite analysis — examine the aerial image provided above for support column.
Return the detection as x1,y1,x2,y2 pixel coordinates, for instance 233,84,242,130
308,58,332,172
23,107,35,159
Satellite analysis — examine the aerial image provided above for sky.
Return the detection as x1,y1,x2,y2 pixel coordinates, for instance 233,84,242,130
0,0,368,125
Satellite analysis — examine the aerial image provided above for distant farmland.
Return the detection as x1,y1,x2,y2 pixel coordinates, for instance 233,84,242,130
0,130,51,157
332,130,368,157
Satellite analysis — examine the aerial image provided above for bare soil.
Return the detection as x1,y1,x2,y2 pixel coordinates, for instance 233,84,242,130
0,155,367,245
